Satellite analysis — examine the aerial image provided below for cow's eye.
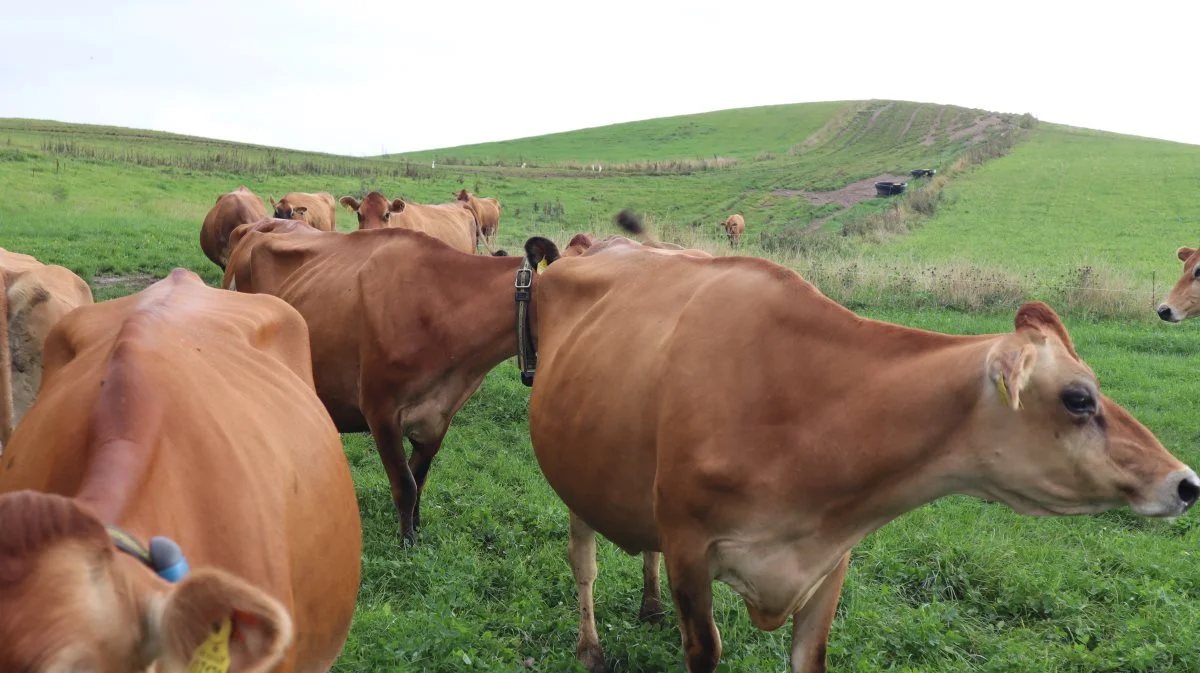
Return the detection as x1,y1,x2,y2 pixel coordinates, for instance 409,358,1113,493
1192,266,1200,279
1061,388,1097,416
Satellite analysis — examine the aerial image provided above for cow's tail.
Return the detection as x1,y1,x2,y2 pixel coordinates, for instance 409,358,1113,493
473,213,507,256
615,209,663,246
0,271,11,451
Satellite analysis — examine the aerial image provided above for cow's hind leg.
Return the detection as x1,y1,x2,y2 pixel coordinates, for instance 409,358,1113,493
664,545,721,673
367,412,419,543
638,551,665,624
789,552,850,673
569,512,606,673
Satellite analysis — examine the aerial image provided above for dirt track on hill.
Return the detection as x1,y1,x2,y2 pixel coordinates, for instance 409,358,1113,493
774,173,913,232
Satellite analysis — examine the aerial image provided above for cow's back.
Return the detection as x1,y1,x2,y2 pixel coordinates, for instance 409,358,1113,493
395,203,475,254
0,251,93,446
201,187,269,267
229,229,385,431
531,250,726,552
1,269,360,671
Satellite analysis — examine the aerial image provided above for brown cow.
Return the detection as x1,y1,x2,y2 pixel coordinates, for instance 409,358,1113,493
199,185,269,269
339,191,500,255
722,213,745,246
0,268,361,673
270,192,338,232
1156,245,1200,322
1,248,93,451
455,190,502,248
521,234,1198,673
224,225,533,540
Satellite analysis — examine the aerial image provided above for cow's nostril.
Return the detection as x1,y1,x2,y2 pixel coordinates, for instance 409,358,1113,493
1157,306,1174,321
1178,477,1200,509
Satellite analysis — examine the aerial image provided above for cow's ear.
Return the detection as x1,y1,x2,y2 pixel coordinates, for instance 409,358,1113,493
524,236,561,274
987,343,1038,411
338,196,359,211
268,196,277,208
292,206,307,216
390,199,406,213
1015,301,1078,361
149,568,293,673
1177,247,1196,263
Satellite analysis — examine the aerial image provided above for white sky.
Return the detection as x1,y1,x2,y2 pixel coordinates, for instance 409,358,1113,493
2,0,1196,155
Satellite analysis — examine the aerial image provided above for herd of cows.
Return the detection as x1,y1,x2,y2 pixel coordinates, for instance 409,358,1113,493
2,182,1200,672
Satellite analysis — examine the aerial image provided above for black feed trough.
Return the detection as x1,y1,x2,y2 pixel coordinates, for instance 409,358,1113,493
875,181,908,197
910,168,937,178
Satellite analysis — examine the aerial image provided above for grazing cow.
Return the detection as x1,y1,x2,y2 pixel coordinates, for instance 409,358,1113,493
1,248,93,450
199,185,269,269
224,226,533,540
521,234,1198,673
454,190,502,248
339,191,499,255
0,269,361,673
270,192,338,232
722,213,746,246
1156,246,1200,322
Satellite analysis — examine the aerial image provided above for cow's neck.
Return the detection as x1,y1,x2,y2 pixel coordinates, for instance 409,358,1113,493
442,254,529,375
799,329,999,551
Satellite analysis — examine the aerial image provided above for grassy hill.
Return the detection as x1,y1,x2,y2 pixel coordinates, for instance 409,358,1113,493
392,101,848,163
879,123,1200,290
5,101,1200,671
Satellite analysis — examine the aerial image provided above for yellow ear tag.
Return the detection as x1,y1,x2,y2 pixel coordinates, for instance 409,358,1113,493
536,259,548,275
188,617,232,673
996,376,1022,410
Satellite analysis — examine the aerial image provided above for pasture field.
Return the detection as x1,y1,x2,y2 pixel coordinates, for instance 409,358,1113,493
3,102,1200,671
879,124,1200,291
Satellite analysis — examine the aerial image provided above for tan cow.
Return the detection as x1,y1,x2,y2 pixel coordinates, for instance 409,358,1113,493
199,185,269,269
722,213,745,246
1156,245,1200,322
339,191,501,255
455,189,502,248
0,268,361,673
224,225,533,540
521,233,1198,673
270,192,338,232
1,248,93,450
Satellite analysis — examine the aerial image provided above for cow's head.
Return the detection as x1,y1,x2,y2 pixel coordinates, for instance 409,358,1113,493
0,491,292,673
339,192,404,230
966,301,1198,517
1156,246,1200,322
455,190,472,203
270,197,307,223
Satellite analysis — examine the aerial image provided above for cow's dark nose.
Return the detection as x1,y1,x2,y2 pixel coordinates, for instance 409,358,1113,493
1178,476,1200,511
1157,305,1174,322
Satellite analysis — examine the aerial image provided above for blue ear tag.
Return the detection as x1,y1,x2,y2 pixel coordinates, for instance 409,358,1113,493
149,536,191,583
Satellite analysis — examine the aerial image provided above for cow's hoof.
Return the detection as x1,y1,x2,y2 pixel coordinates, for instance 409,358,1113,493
638,604,666,626
576,643,605,673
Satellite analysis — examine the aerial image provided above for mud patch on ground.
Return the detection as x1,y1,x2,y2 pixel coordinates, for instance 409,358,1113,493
773,174,913,233
93,273,157,291
774,173,912,208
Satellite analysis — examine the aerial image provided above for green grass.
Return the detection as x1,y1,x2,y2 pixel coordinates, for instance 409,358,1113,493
4,102,1200,671
392,102,847,164
880,124,1200,289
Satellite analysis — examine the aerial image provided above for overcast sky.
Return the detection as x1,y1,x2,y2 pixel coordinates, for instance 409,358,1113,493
2,1,1195,155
